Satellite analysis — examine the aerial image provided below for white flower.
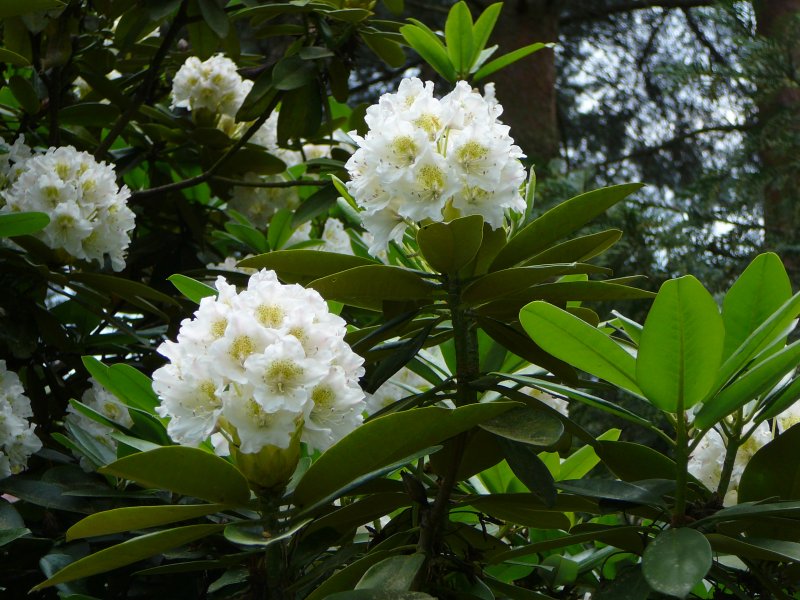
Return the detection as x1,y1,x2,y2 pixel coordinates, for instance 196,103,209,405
0,146,135,270
228,173,300,226
321,219,353,254
345,77,527,255
65,379,133,468
0,135,32,189
153,269,366,457
171,54,249,117
0,361,42,479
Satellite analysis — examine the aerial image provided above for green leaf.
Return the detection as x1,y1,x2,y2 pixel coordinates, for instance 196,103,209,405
67,504,226,541
99,446,251,506
305,550,400,600
224,517,310,547
519,302,643,397
239,249,378,285
706,534,800,562
277,84,322,142
416,214,484,273
308,265,435,311
399,23,456,81
326,591,434,600
490,525,645,563
722,253,792,361
694,340,800,429
528,229,623,266
555,479,664,506
642,528,712,599
168,274,217,304
466,495,572,529
356,554,425,590
361,31,407,68
636,276,723,412
444,1,473,76
757,375,800,422
273,55,317,91
0,47,29,66
9,75,39,114
473,42,550,82
597,441,677,481
463,263,611,306
479,406,564,447
59,103,120,126
492,184,643,271
0,527,29,547
738,424,800,502
197,0,229,38
0,212,49,237
293,402,517,507
711,291,800,398
470,2,502,66
498,439,557,506
31,524,225,590
0,0,63,18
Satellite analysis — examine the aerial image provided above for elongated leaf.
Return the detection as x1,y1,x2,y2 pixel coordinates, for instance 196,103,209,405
400,23,456,81
67,504,227,541
738,424,800,502
493,184,643,271
305,550,397,600
757,375,800,422
519,302,643,397
642,528,712,599
490,526,645,563
224,517,310,547
465,496,572,529
498,438,557,506
0,211,49,237
707,534,800,562
444,1,473,75
197,0,229,38
416,214,483,273
636,276,723,413
597,441,676,481
0,47,29,66
168,274,217,304
722,252,792,361
308,265,435,310
293,402,517,507
694,341,800,429
239,250,377,284
474,42,550,81
361,31,406,68
556,479,664,506
528,229,623,266
0,0,63,17
99,446,251,506
32,524,225,590
711,291,800,397
470,2,503,65
356,554,425,590
479,406,564,447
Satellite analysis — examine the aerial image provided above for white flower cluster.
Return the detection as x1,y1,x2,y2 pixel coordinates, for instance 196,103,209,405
152,270,366,455
0,361,42,479
65,379,133,468
345,78,526,255
0,142,135,271
171,54,251,118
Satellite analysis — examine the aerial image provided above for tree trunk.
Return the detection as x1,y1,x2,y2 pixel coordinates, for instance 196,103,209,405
754,0,800,281
488,0,562,167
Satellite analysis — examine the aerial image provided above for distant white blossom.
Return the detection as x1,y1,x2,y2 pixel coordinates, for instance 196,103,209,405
171,54,250,117
0,145,135,271
345,78,526,255
153,270,366,456
0,361,41,479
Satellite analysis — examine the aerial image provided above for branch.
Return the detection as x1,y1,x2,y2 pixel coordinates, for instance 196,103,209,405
590,123,752,169
682,8,730,68
94,1,187,160
561,0,715,25
210,176,328,188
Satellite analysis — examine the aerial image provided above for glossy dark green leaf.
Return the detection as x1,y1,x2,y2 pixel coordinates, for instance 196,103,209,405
99,446,251,506
9,75,39,114
293,402,517,507
236,70,276,122
706,534,800,562
637,276,724,412
67,504,226,541
739,424,800,502
361,31,406,68
308,265,435,310
0,478,93,513
31,524,225,590
239,249,377,284
555,479,664,506
480,406,564,447
597,441,676,481
520,301,643,397
59,103,120,126
491,526,645,563
498,438,557,507
444,1,473,75
722,253,792,361
277,84,322,143
493,184,643,271
356,554,425,590
273,55,317,91
224,517,310,547
474,42,549,81
527,229,623,265
69,272,180,308
694,341,800,429
0,527,29,547
0,47,29,66
168,274,217,304
463,263,611,306
642,528,712,599
399,22,456,81
595,566,651,600
416,214,483,274
0,212,49,238
305,550,397,600
0,0,63,17
305,493,411,535
197,0,229,38
467,495,571,529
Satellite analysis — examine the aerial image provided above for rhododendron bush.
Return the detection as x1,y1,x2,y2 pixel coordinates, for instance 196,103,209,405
2,2,800,599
